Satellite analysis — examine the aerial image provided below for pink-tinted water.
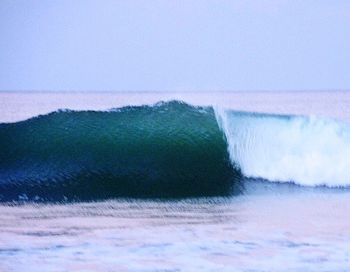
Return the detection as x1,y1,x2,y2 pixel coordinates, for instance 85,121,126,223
0,191,350,271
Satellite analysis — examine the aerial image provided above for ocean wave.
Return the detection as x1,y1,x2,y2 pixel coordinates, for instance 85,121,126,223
1,100,350,201
0,101,240,201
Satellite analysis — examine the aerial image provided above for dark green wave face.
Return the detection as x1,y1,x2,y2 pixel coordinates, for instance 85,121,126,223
0,101,241,201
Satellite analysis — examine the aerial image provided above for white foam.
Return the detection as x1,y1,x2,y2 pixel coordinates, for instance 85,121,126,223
215,108,350,187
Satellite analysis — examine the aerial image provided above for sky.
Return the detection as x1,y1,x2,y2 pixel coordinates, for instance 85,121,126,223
0,0,349,91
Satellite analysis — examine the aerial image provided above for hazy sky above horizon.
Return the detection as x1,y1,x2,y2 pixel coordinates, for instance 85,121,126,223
0,0,349,91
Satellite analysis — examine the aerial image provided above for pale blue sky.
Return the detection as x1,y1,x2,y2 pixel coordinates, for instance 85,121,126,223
0,0,349,91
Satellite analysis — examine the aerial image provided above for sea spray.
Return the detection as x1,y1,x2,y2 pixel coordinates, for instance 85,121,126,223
215,109,350,187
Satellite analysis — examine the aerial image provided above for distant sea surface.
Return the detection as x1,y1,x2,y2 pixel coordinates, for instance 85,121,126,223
0,91,350,271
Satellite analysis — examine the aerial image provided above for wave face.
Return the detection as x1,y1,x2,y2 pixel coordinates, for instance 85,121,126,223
1,99,350,202
216,109,350,187
0,101,240,201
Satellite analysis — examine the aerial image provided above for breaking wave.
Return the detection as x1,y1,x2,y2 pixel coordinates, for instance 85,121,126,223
216,108,350,187
1,100,349,201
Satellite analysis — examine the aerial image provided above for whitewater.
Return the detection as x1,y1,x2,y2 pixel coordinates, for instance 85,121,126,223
216,108,350,187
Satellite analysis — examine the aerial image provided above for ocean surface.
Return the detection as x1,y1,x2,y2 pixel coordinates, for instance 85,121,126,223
1,91,350,271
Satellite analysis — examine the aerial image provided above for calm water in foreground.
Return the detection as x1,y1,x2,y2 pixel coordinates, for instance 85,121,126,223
1,183,350,271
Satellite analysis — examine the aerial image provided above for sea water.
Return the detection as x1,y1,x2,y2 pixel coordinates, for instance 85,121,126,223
0,91,350,271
